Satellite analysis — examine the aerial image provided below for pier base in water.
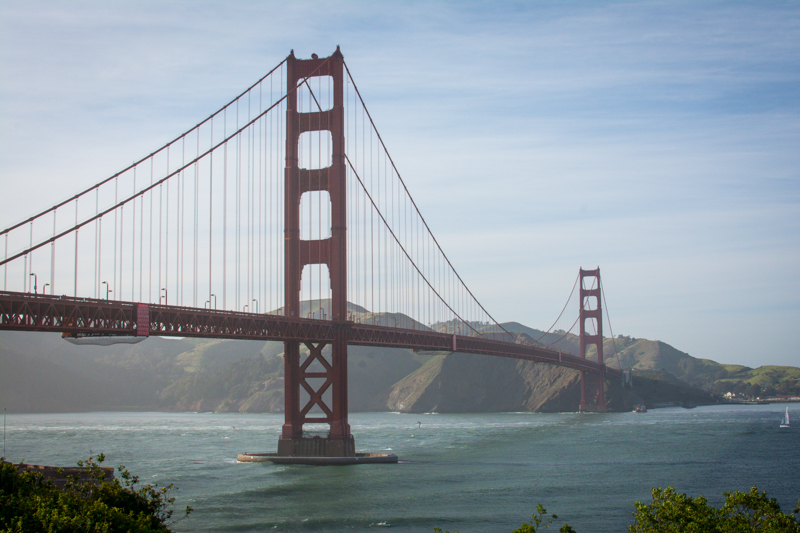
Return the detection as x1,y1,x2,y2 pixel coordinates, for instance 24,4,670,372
238,435,398,465
277,435,356,458
238,451,397,466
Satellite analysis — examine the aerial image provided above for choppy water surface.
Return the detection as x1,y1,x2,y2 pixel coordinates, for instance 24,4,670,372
4,405,799,532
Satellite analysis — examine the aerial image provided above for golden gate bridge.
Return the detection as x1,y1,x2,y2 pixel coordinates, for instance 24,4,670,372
0,48,620,464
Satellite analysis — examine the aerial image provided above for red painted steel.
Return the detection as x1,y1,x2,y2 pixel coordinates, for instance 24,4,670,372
0,49,624,452
136,304,149,337
281,48,350,451
579,267,607,412
0,290,621,379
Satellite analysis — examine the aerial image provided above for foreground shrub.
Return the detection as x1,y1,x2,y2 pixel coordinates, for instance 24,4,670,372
433,486,799,532
629,486,800,532
0,454,191,533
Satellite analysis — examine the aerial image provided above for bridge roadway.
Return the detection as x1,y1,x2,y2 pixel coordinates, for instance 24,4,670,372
0,291,620,377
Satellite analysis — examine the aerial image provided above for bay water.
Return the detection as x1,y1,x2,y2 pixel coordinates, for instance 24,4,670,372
3,405,798,532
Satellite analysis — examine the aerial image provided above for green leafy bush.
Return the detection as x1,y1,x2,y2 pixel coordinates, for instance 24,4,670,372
434,487,799,533
0,454,191,533
629,486,800,533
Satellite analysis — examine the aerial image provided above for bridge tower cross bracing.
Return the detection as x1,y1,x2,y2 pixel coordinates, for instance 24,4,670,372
279,47,354,457
579,267,606,412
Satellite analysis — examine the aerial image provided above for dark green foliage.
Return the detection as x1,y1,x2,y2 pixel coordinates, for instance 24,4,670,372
511,505,575,533
0,454,191,532
745,383,762,399
628,487,721,532
433,503,575,533
629,486,800,532
433,488,799,533
433,505,576,533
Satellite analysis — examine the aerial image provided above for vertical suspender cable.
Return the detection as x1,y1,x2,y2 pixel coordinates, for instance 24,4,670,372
236,101,240,310
158,179,162,303
98,216,102,299
210,118,214,306
252,92,256,310
267,80,272,313
264,89,269,310
165,149,170,305
50,212,55,295
383,150,391,326
405,177,409,322
139,167,144,302
362,105,366,315
25,224,30,293
180,138,185,305
149,159,153,302
119,197,124,299
251,90,256,310
114,177,118,296
370,120,374,322
26,224,31,293
391,158,394,322
132,167,136,300
416,207,420,328
95,189,99,298
74,199,79,296
264,87,268,312
258,85,262,312
194,128,199,307
355,96,359,317
223,109,228,310
247,91,252,310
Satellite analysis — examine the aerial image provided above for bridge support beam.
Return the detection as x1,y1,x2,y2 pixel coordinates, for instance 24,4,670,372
579,267,607,412
279,47,355,458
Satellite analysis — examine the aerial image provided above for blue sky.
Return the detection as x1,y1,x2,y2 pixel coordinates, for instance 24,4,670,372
1,1,799,367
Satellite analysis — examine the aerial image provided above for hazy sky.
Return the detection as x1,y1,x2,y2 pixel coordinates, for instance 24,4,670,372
1,1,798,368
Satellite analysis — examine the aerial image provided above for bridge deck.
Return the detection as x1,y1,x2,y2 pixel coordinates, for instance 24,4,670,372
0,291,620,377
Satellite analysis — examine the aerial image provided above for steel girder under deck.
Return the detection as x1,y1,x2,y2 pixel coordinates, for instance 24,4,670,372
0,291,620,379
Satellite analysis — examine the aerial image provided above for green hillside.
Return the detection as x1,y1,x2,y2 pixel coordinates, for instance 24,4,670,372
604,335,800,397
1,311,798,414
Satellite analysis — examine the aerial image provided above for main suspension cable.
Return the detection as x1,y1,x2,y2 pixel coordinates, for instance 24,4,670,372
342,59,512,341
1,58,291,236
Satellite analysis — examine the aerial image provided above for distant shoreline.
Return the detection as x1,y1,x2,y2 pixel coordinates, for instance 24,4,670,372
4,401,799,416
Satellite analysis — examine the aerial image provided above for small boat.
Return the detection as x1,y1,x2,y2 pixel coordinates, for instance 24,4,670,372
780,406,790,428
633,404,647,413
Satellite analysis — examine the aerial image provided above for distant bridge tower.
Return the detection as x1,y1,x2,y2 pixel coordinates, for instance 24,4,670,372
579,267,606,412
279,47,353,457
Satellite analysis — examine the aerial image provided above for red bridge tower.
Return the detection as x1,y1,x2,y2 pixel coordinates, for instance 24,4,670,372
579,267,607,412
279,48,353,457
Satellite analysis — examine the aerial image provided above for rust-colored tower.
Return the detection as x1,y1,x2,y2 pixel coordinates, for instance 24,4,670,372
278,47,353,457
579,267,606,412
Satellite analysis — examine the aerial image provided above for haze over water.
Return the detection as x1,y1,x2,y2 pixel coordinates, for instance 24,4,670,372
4,405,798,532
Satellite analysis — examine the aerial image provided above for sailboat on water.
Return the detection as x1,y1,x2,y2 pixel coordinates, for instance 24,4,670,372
780,407,790,428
